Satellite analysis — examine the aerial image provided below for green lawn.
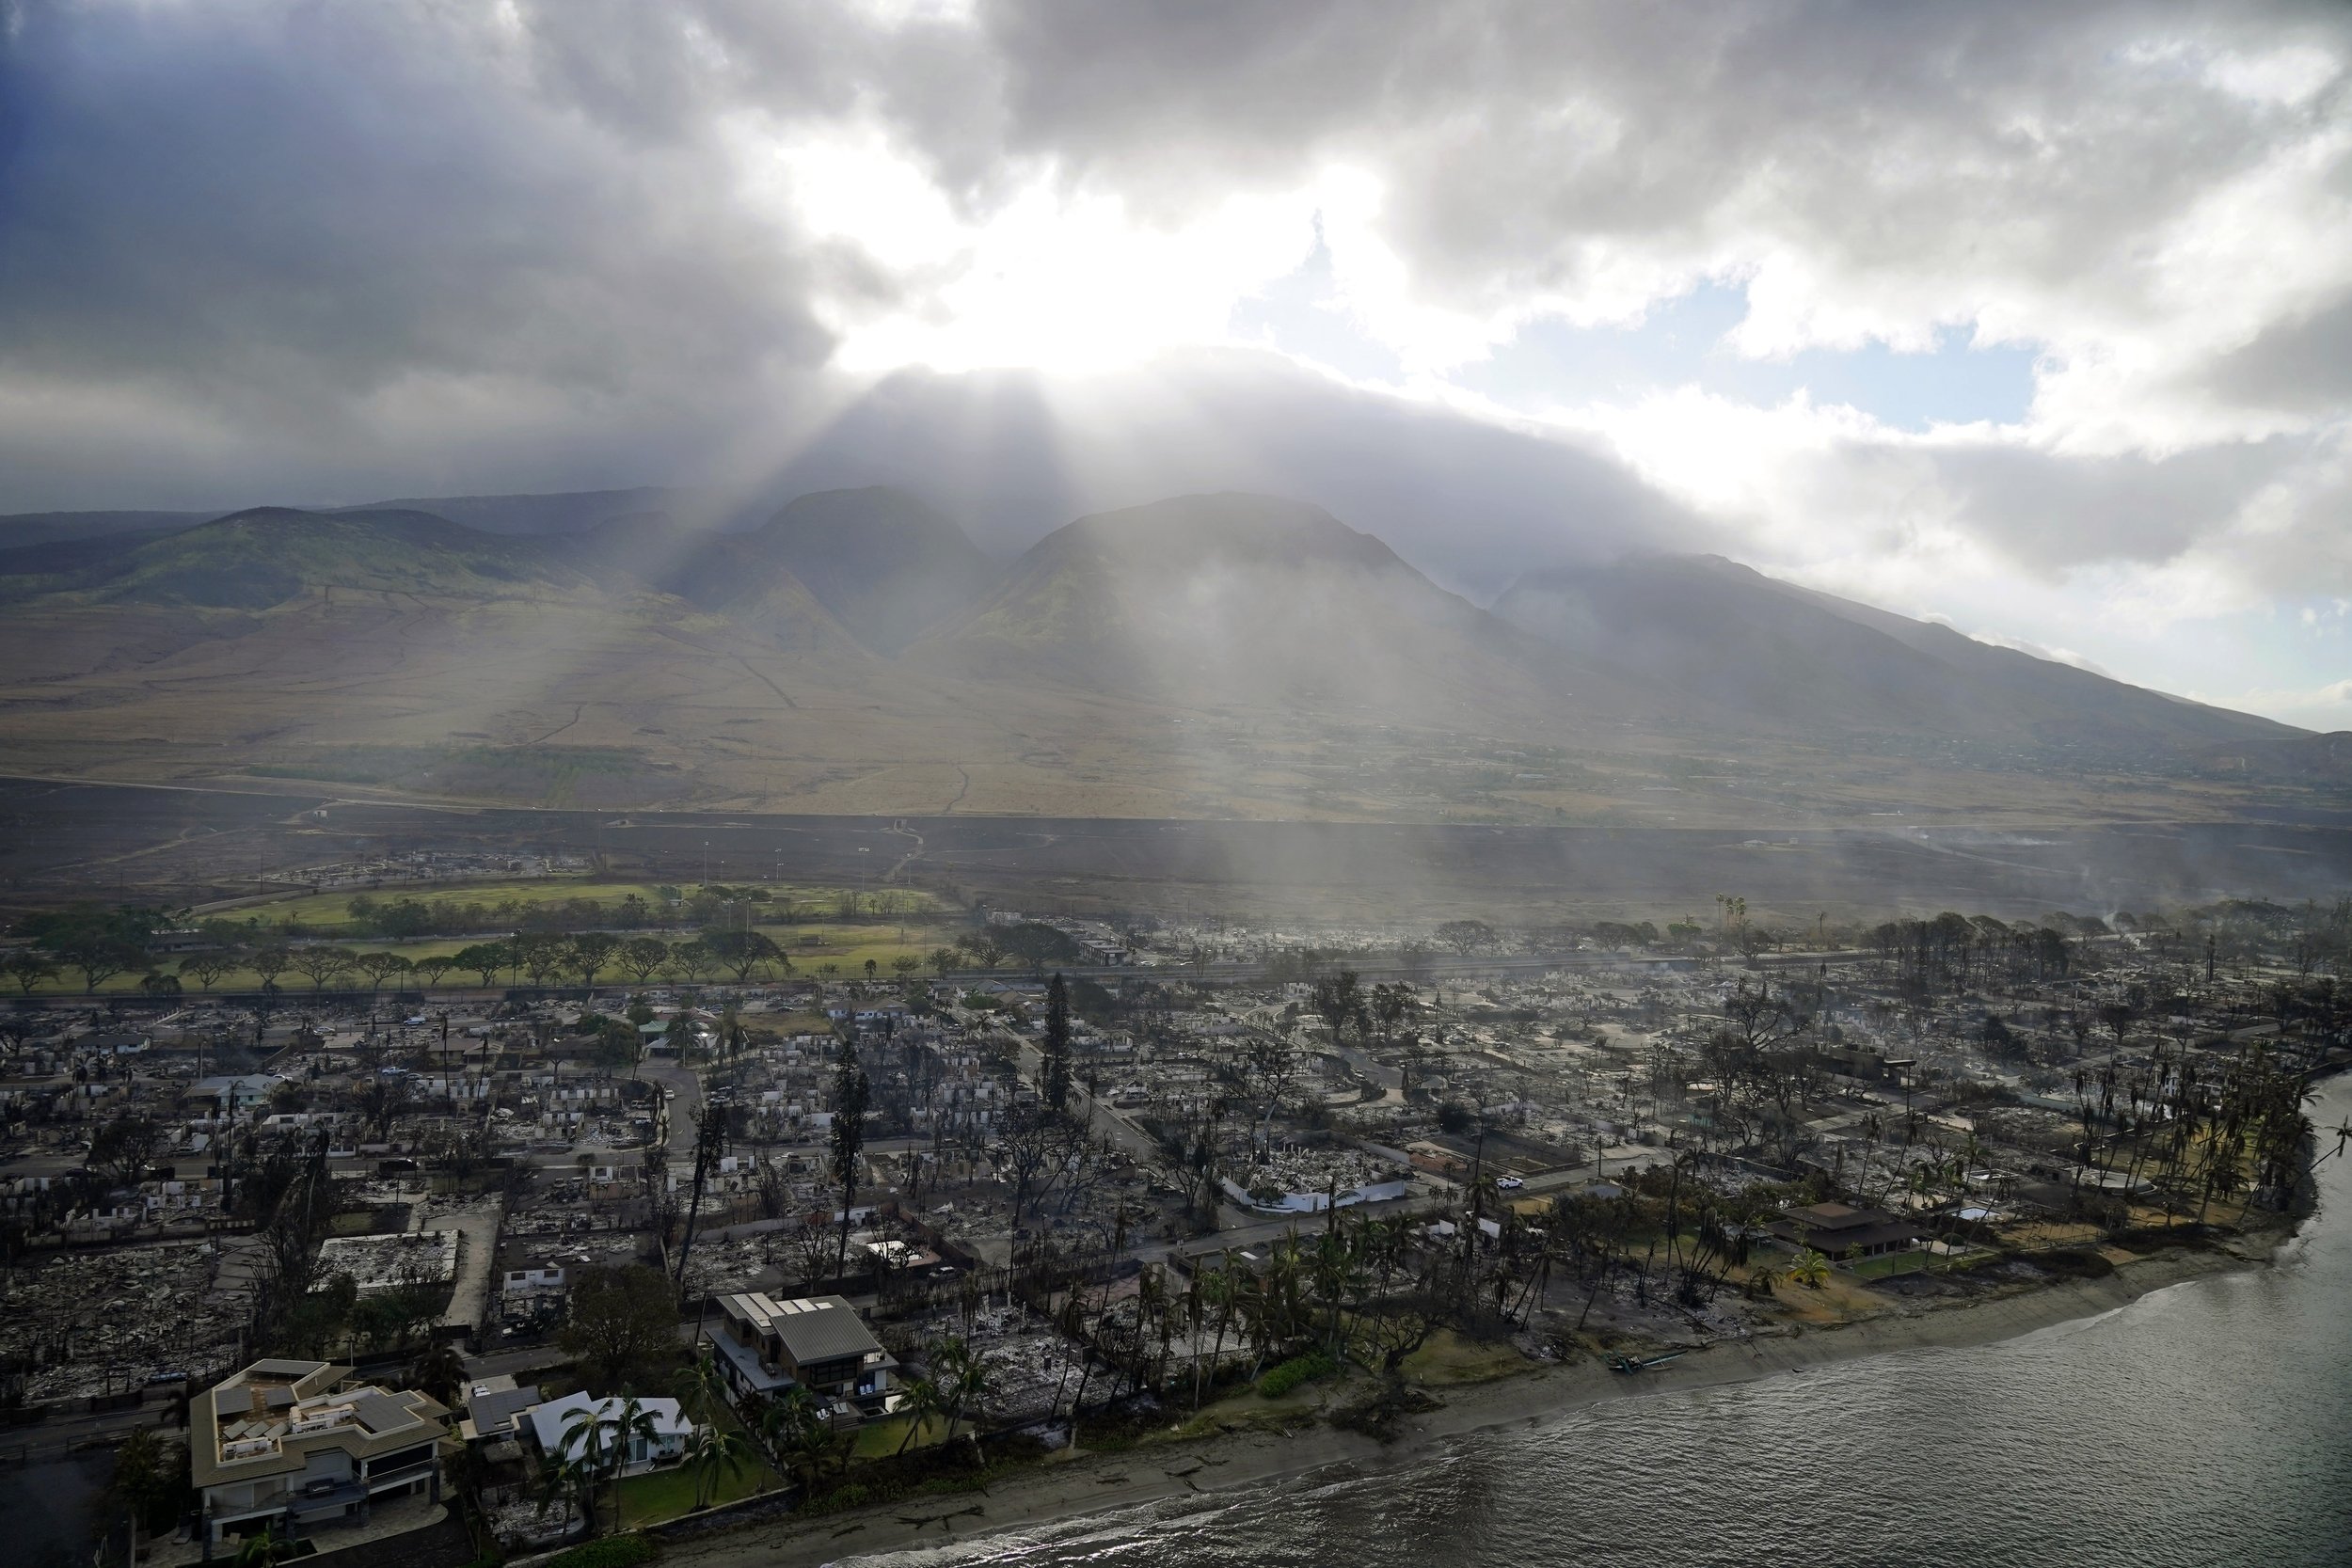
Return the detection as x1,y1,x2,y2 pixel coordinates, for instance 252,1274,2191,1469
612,1453,779,1526
1851,1248,1934,1280
850,1413,953,1459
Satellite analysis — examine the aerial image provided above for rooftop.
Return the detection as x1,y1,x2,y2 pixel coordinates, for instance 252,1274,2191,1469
718,1291,887,1365
193,1359,449,1487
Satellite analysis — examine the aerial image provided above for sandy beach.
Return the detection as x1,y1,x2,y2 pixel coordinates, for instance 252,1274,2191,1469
660,1236,2279,1568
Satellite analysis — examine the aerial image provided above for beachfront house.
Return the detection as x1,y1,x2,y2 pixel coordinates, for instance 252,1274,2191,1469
191,1358,453,1551
707,1291,897,1415
522,1392,696,1476
1769,1201,1920,1260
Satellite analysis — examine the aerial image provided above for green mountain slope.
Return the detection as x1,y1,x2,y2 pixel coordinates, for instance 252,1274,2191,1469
0,506,588,610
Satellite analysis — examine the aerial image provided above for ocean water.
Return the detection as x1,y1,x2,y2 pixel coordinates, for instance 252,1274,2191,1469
851,1078,2352,1568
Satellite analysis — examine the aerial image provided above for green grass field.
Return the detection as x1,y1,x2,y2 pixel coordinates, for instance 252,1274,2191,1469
225,878,938,927
612,1453,780,1526
6,926,955,996
6,873,961,996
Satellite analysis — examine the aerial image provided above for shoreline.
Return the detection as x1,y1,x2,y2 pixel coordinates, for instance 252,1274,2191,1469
664,1231,2287,1568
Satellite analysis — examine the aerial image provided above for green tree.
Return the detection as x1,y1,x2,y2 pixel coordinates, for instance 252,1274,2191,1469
2,951,58,994
104,1425,180,1565
931,1336,992,1441
1788,1247,1831,1289
617,937,672,986
453,942,509,988
706,929,784,985
177,949,241,991
24,902,167,993
353,949,410,998
249,945,293,992
1311,968,1366,1049
287,944,356,993
572,931,621,988
89,1112,165,1191
673,1351,726,1422
830,1043,871,1280
516,933,571,987
407,1343,467,1408
1042,972,1073,1114
232,1527,296,1567
559,1264,681,1386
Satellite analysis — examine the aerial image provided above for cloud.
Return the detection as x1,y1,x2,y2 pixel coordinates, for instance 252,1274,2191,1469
2199,677,2352,732
0,0,2345,724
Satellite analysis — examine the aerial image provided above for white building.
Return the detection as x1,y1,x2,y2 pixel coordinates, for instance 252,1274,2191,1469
522,1392,696,1475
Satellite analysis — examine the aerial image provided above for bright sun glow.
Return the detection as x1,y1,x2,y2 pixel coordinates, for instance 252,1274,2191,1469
737,121,1322,375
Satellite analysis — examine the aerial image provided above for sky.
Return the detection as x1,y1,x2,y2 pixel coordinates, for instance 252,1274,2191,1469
0,1,2347,729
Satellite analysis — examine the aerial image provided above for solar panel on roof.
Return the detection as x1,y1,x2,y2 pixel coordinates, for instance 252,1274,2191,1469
351,1391,413,1433
215,1386,253,1416
263,1387,294,1409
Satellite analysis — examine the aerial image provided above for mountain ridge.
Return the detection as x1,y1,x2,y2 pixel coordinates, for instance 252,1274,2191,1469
0,487,2329,822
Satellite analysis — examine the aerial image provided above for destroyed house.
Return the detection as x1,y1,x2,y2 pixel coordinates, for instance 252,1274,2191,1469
1769,1201,1919,1260
708,1291,895,1410
191,1359,450,1548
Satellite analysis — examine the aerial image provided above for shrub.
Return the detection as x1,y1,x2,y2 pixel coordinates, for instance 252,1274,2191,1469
1258,1351,1340,1399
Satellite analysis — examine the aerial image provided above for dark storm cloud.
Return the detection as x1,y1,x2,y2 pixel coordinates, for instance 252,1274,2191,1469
0,1,841,505
1927,440,2302,571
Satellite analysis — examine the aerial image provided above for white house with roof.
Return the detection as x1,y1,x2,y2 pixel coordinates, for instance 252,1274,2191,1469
522,1392,695,1475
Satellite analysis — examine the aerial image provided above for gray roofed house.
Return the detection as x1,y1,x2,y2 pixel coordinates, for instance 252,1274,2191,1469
458,1376,546,1446
708,1292,896,1414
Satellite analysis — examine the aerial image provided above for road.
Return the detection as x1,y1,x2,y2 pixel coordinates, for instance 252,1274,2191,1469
1004,1033,1162,1167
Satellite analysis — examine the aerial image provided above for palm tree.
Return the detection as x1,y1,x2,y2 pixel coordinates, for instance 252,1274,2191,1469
535,1437,599,1540
1198,1261,1236,1408
105,1426,177,1567
1307,1228,1358,1355
756,1385,841,1488
682,1422,755,1510
233,1527,296,1567
606,1396,662,1530
407,1344,467,1410
1788,1247,1832,1289
674,1351,727,1424
931,1338,993,1442
893,1376,944,1455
